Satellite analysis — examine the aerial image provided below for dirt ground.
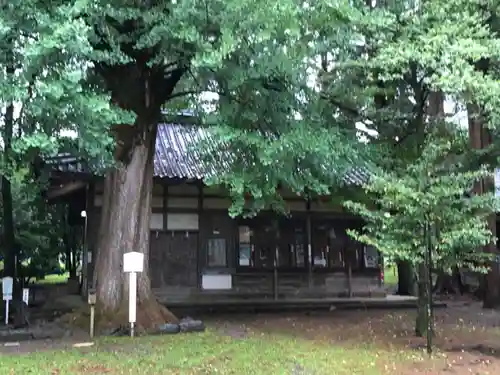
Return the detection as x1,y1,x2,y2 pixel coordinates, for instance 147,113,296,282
204,298,500,375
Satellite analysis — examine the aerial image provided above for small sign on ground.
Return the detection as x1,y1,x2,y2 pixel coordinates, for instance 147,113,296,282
73,342,94,348
4,342,20,347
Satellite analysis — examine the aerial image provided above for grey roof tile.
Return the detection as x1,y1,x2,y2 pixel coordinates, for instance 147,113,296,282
47,123,372,185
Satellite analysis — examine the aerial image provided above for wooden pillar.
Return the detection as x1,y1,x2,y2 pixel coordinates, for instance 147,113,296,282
273,245,279,300
197,181,204,289
306,199,312,288
347,264,353,298
162,182,168,221
81,182,92,297
87,182,99,291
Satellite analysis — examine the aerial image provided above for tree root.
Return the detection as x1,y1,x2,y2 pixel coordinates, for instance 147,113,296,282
95,298,178,335
134,298,179,332
57,299,178,336
56,306,91,333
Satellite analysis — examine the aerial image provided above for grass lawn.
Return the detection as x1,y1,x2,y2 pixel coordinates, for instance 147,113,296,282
0,303,499,374
35,272,70,285
0,329,417,375
384,265,398,290
0,260,69,285
0,272,69,286
0,281,498,375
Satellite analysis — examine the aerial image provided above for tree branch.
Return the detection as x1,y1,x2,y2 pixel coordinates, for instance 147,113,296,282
17,76,37,137
166,90,201,100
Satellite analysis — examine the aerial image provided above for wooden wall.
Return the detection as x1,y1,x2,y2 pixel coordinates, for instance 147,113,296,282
87,180,385,302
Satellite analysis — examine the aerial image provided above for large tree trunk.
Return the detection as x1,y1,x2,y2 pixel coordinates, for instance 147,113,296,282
468,101,500,308
466,56,500,308
93,122,177,333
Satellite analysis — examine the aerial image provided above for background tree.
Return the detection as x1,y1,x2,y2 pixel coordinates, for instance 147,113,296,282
1,0,127,303
0,167,69,284
337,0,500,300
197,1,376,217
345,132,498,337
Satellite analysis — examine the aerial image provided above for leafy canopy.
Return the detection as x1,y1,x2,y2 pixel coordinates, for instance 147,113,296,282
196,1,376,215
345,132,499,273
4,0,500,221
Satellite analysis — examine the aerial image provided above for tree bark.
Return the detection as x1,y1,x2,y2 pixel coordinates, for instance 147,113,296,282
397,260,415,295
415,263,427,337
482,215,499,308
468,102,500,308
93,120,177,333
433,267,466,295
2,35,16,284
2,105,15,280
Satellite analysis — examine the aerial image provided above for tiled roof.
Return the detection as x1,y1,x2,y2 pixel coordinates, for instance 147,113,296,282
154,123,207,179
47,123,372,185
44,153,87,174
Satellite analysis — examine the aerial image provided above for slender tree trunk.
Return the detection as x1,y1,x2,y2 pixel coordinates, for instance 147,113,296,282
2,36,16,284
415,262,428,337
482,215,499,308
93,120,177,333
2,111,15,280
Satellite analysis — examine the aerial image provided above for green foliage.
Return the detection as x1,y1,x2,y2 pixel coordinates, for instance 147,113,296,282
0,167,64,278
337,0,500,288
298,0,500,176
345,132,498,274
0,0,133,171
2,0,500,272
199,124,375,217
193,1,378,215
194,0,500,215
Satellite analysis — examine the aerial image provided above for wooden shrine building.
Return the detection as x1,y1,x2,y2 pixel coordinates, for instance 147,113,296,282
45,123,385,303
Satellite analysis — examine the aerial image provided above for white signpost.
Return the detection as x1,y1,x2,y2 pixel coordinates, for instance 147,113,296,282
22,288,29,306
2,277,13,325
123,251,144,337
